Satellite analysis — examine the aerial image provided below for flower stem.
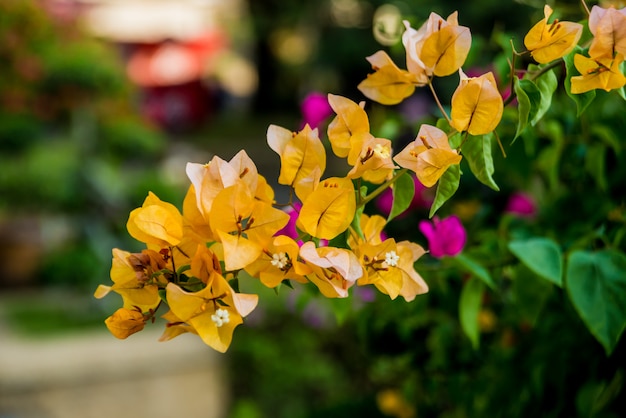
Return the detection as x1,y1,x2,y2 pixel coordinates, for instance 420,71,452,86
494,131,507,158
528,59,561,82
359,168,409,208
428,79,451,124
581,0,590,16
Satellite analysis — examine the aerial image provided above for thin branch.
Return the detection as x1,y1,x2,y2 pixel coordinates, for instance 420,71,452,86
581,0,591,16
428,79,451,124
359,168,408,208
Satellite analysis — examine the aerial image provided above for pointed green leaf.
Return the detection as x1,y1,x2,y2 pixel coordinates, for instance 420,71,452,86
508,237,563,286
564,46,596,116
452,253,496,290
566,250,626,355
459,277,484,349
328,229,349,249
351,186,368,240
387,170,415,223
513,77,541,141
462,133,499,191
528,64,558,126
429,163,461,218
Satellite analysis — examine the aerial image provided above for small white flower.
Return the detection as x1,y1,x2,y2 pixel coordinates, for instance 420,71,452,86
270,252,289,270
385,250,400,267
211,308,230,327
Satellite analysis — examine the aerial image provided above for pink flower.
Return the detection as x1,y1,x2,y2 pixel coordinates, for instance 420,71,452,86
275,202,327,247
375,174,433,217
418,215,466,258
276,202,302,242
505,192,536,218
300,92,333,129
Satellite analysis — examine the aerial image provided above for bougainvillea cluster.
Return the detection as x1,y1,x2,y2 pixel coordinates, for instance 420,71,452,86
95,1,626,353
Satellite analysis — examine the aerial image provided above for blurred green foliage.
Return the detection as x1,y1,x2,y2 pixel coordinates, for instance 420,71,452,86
0,0,175,290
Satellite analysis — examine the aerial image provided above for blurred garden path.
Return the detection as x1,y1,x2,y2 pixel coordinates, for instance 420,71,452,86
0,312,228,418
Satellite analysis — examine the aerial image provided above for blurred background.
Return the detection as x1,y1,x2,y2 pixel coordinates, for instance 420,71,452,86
2,1,624,418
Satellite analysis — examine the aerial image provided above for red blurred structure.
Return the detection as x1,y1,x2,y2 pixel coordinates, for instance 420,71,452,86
126,31,227,130
43,0,245,131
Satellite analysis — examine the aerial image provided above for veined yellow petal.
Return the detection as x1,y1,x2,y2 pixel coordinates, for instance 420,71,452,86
208,181,254,238
105,308,145,339
450,71,503,135
588,5,626,58
217,230,263,271
358,50,421,104
267,124,326,186
421,24,471,76
298,177,356,240
571,53,626,93
327,94,370,159
416,149,462,188
394,124,461,187
524,5,582,63
126,192,183,247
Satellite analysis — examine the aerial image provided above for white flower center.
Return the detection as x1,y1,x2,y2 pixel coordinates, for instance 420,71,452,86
385,250,400,267
211,308,230,327
270,252,289,270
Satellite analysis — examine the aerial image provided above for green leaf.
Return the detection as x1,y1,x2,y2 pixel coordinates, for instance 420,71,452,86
462,133,499,191
328,229,349,249
459,277,484,349
563,46,596,116
452,253,496,290
387,170,415,223
513,77,541,141
350,186,368,241
528,64,558,126
508,237,563,286
176,264,191,275
566,250,626,355
511,264,553,326
229,277,240,293
429,163,461,218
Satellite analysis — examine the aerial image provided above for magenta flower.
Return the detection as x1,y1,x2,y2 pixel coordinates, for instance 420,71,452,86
375,174,433,217
300,92,333,129
275,202,328,247
505,192,536,218
276,202,302,243
418,215,466,258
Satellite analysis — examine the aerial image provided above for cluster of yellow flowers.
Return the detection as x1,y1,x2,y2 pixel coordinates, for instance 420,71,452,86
95,2,626,352
571,4,626,92
95,140,428,352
